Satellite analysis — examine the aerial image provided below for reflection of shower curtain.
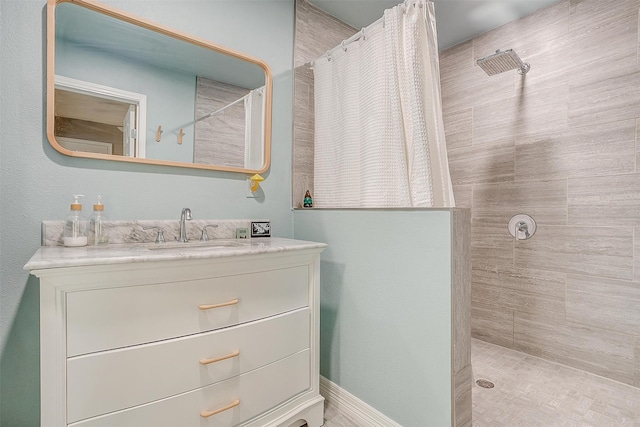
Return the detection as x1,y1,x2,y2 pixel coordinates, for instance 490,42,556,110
314,0,454,207
244,87,265,169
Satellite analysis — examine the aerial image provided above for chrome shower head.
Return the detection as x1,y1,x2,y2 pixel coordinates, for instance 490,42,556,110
476,49,530,76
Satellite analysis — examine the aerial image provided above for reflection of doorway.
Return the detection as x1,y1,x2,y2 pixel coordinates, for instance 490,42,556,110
57,136,113,154
54,75,147,157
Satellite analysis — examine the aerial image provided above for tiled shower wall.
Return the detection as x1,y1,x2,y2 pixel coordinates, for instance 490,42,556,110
292,0,356,207
440,0,640,386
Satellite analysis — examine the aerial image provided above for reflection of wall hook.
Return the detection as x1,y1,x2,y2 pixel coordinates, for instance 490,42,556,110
177,128,184,145
155,125,162,142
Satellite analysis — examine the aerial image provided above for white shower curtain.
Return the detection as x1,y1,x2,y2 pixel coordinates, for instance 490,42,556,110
313,0,455,208
244,87,265,170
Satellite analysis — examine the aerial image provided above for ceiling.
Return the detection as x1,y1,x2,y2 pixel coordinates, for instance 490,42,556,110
308,0,562,51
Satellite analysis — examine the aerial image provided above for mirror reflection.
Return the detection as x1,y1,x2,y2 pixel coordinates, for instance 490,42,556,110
48,0,272,172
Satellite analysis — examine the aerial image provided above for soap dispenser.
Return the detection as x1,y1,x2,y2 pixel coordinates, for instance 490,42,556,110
89,195,109,245
64,195,88,247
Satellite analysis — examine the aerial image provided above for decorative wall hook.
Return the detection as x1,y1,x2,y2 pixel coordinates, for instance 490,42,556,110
177,128,184,145
155,125,162,142
248,174,264,192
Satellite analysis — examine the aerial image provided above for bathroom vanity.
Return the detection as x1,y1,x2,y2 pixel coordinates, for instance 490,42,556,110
25,238,327,427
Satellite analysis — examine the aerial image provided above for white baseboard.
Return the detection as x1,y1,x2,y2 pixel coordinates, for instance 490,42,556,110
319,376,402,427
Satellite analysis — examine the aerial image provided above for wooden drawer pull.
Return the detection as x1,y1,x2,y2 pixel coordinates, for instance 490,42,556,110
200,398,240,418
199,350,240,365
198,299,239,310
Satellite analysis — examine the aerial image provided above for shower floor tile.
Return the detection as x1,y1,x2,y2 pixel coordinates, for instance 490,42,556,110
318,338,640,426
472,338,640,427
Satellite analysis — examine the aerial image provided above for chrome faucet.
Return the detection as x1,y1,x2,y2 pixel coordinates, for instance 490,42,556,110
515,221,530,240
177,208,192,242
200,224,219,241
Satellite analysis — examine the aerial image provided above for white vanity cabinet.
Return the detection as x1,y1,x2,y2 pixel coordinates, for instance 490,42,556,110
26,240,326,427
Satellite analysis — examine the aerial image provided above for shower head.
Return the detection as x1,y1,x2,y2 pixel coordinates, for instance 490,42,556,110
476,49,530,76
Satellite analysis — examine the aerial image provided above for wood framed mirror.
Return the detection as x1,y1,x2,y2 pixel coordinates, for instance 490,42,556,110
46,0,272,173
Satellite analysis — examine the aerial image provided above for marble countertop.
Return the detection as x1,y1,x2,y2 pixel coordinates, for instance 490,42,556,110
24,237,327,271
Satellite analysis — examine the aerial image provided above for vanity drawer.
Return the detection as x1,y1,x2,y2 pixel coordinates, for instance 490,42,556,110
69,349,310,427
67,265,309,356
67,308,310,423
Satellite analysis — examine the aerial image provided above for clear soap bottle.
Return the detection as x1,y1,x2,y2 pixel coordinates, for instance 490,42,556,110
64,195,88,247
89,195,109,245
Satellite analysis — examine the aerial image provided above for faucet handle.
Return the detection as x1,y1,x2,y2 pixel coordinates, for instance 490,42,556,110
200,224,219,241
142,225,166,243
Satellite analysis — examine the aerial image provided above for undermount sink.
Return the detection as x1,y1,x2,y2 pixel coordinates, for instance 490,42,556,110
146,240,249,250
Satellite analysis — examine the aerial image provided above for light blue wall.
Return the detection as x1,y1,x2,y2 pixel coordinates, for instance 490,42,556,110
294,209,453,426
55,41,197,162
0,1,294,425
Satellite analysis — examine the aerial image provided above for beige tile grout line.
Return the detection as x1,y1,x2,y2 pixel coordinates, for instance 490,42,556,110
633,117,640,173
566,178,569,226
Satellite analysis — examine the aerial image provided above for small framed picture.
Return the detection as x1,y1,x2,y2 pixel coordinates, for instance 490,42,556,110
251,221,271,238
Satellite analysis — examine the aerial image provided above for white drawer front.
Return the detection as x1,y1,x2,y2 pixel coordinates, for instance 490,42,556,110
69,349,311,427
67,266,309,356
67,308,310,423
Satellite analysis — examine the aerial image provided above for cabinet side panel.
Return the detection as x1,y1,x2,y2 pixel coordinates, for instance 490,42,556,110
39,278,67,426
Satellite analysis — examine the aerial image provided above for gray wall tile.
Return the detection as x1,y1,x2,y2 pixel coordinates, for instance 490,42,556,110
453,364,472,427
474,1,569,58
448,141,515,185
568,0,640,69
568,62,640,129
441,59,514,115
471,223,514,268
473,84,568,146
514,312,636,385
452,184,472,209
453,209,472,372
517,120,636,181
443,107,472,150
514,225,633,280
471,302,514,348
439,40,473,81
567,2,640,128
637,119,640,170
566,274,640,334
472,266,566,319
569,173,640,226
635,227,640,282
294,0,357,67
194,78,248,167
636,337,640,387
472,180,567,225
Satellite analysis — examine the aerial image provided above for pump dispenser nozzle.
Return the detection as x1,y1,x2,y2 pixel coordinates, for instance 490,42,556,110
93,195,104,211
70,194,84,211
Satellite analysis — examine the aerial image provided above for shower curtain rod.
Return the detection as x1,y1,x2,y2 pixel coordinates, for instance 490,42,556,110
313,0,425,64
315,16,383,64
195,87,263,123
